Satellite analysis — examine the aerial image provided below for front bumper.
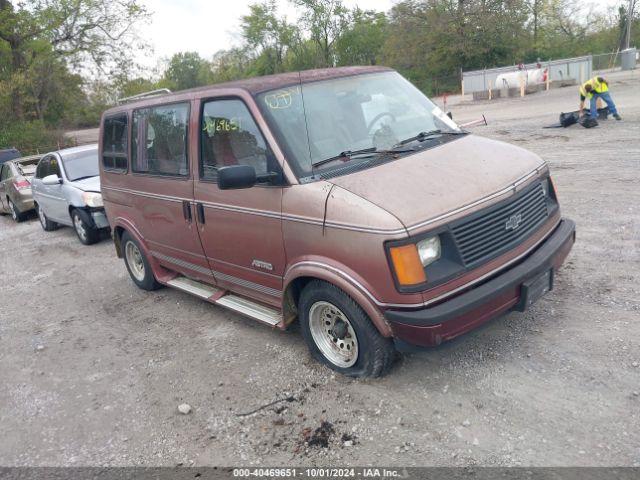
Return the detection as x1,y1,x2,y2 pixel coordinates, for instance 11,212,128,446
385,219,576,349
91,209,110,229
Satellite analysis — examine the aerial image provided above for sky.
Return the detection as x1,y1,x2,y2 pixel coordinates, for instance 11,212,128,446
135,0,629,70
135,0,392,69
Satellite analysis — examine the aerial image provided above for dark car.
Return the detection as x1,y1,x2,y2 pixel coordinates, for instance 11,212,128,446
0,148,21,164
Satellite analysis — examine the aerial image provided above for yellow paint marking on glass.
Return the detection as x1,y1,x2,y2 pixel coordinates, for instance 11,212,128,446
264,87,299,109
203,117,241,137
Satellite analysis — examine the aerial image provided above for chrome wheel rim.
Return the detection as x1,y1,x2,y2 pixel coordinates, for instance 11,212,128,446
73,214,87,241
125,241,145,282
309,301,359,368
38,206,46,227
9,201,17,220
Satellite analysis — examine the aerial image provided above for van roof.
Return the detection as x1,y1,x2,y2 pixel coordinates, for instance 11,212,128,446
105,65,392,114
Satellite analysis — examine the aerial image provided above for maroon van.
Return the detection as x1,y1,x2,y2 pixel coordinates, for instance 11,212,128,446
99,66,575,377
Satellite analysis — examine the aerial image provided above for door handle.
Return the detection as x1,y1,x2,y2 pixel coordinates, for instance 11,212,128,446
196,203,205,224
182,201,192,223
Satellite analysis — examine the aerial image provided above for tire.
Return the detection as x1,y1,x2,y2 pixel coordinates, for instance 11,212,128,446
299,280,396,378
8,199,27,222
121,231,161,291
36,203,58,231
71,209,100,245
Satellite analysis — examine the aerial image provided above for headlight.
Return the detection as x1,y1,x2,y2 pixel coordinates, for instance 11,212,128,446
388,235,442,287
541,177,550,197
416,236,441,267
82,191,103,207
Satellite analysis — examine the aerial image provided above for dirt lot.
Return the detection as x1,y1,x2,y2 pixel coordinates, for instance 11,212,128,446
1,70,639,467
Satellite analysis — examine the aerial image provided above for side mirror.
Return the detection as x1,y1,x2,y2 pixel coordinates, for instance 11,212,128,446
446,111,453,120
42,174,62,186
217,165,256,190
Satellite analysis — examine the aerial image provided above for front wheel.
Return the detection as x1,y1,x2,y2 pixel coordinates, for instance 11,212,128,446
121,231,161,291
299,280,396,378
72,209,100,245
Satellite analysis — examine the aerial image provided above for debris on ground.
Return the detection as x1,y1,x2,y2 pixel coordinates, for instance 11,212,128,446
341,433,356,447
302,421,335,448
177,403,192,415
236,396,296,417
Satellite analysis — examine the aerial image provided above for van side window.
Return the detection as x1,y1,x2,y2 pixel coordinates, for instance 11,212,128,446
132,103,190,177
200,99,271,180
103,114,128,171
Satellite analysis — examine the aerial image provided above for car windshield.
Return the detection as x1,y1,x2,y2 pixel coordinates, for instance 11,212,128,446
61,149,99,181
257,71,462,180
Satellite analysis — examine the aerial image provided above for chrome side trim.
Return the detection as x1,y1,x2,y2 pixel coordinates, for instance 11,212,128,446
167,277,220,299
102,186,188,203
150,251,213,276
213,256,281,279
216,295,282,326
201,201,281,220
214,270,282,297
103,166,542,236
150,250,281,297
289,217,559,310
148,239,208,259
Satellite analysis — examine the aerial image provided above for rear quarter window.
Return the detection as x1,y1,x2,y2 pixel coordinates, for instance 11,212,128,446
102,114,129,171
132,103,190,177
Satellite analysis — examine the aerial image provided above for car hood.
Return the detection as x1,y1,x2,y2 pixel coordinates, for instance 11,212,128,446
326,135,546,231
70,176,101,193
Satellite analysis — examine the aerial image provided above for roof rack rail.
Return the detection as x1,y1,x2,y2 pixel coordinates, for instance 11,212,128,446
117,88,172,105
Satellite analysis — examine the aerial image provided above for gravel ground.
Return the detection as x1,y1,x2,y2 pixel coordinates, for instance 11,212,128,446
1,70,639,467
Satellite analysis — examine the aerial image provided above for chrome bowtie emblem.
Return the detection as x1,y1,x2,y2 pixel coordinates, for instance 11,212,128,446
505,213,523,231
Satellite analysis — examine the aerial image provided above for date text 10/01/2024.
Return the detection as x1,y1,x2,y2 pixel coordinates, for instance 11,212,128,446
232,468,403,478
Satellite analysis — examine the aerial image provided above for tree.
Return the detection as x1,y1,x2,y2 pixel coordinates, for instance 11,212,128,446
0,0,149,119
240,1,298,74
292,0,348,67
162,52,213,91
335,8,387,66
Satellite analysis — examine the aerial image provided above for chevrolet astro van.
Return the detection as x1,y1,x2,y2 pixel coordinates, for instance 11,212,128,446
100,66,575,377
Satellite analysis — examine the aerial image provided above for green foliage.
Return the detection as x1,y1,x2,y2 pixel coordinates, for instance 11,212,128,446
163,52,213,91
0,0,149,130
0,120,71,155
0,0,637,144
335,8,387,66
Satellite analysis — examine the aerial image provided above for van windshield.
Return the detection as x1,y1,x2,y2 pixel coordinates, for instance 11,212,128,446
257,71,463,180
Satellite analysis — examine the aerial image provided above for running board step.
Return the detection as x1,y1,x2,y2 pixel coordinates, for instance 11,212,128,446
217,295,281,326
166,276,282,326
167,277,221,299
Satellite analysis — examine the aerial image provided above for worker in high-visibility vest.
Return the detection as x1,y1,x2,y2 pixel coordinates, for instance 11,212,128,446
579,76,621,121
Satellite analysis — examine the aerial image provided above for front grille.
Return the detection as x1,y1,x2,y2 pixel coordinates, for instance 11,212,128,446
451,182,549,266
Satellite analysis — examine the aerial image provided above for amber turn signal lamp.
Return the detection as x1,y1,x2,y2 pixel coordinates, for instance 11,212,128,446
389,244,427,286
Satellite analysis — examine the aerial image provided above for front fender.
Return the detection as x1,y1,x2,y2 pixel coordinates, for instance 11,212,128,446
284,259,392,337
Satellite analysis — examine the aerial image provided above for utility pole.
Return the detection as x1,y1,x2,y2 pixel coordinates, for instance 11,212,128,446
624,0,634,50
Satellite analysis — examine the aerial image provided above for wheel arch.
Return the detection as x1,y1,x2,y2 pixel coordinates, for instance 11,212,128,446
283,263,392,337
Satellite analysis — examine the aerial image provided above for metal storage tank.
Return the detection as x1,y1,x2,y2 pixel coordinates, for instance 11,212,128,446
621,48,637,70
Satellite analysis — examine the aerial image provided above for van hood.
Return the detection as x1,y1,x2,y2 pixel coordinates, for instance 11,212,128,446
70,175,101,193
327,135,546,230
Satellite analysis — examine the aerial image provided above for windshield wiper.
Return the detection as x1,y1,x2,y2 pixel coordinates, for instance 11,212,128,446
394,129,467,147
313,146,415,168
